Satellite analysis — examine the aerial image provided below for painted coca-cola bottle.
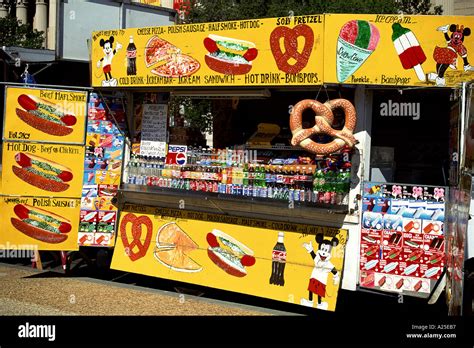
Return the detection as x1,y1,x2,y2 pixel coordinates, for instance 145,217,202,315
126,36,137,76
269,232,286,286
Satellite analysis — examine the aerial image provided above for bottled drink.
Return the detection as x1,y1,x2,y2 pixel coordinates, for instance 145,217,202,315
227,165,233,184
267,183,274,199
276,166,284,184
256,164,264,187
221,164,228,185
126,36,137,76
248,164,255,187
282,166,290,185
291,166,298,186
269,232,286,286
235,164,243,185
269,165,276,185
342,169,351,205
243,163,249,186
289,185,295,202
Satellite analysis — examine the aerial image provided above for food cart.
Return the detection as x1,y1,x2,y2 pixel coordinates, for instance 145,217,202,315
87,13,474,312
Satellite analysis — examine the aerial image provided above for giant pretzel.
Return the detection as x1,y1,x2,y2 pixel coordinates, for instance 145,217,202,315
290,99,358,155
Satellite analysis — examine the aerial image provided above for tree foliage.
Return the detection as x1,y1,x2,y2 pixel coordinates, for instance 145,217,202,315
184,0,442,24
169,96,213,133
397,0,443,15
0,16,45,49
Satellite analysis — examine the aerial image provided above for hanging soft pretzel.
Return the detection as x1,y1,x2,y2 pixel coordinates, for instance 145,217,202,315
290,99,358,155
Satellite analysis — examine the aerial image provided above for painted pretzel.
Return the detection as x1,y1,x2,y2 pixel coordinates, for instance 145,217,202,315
290,99,358,155
270,24,314,74
120,213,153,261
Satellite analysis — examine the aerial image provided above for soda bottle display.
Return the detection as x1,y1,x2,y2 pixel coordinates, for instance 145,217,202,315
124,147,351,204
126,36,137,76
269,232,286,286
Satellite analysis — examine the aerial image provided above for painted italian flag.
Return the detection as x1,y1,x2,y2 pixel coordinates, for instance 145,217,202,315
392,23,427,81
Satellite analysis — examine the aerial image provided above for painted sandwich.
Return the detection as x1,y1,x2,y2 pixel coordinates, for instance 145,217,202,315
206,229,256,277
12,152,73,192
16,94,77,136
204,34,258,75
11,204,71,243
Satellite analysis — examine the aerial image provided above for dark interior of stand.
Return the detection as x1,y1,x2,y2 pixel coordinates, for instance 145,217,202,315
371,89,451,186
210,89,355,149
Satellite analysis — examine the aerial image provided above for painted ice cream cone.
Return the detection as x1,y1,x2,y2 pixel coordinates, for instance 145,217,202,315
336,20,380,83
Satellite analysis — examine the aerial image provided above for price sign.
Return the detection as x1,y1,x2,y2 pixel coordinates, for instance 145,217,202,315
140,104,167,157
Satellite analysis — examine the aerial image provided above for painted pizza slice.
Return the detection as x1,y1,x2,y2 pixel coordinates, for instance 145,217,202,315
153,222,202,272
144,35,179,68
150,54,200,78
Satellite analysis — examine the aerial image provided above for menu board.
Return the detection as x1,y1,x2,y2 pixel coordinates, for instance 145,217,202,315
139,104,167,157
78,93,126,247
91,15,325,88
91,14,474,88
324,14,474,87
3,86,87,144
0,197,80,251
359,182,446,298
1,141,85,198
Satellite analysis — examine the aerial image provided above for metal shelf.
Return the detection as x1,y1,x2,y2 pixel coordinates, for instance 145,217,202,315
245,144,304,151
118,184,351,227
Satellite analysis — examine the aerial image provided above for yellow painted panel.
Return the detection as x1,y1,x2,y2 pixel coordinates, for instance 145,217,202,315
111,205,348,311
3,86,87,144
0,196,80,251
91,15,324,87
324,14,474,87
2,142,85,198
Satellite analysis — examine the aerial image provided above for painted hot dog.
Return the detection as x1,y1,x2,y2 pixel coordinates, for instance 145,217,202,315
11,204,71,243
204,34,258,75
206,229,256,277
16,94,77,136
12,152,72,192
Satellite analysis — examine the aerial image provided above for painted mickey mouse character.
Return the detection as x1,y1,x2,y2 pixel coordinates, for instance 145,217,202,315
301,233,340,310
97,36,122,87
429,24,473,86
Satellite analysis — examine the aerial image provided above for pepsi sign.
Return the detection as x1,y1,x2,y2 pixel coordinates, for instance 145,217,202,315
166,145,187,165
